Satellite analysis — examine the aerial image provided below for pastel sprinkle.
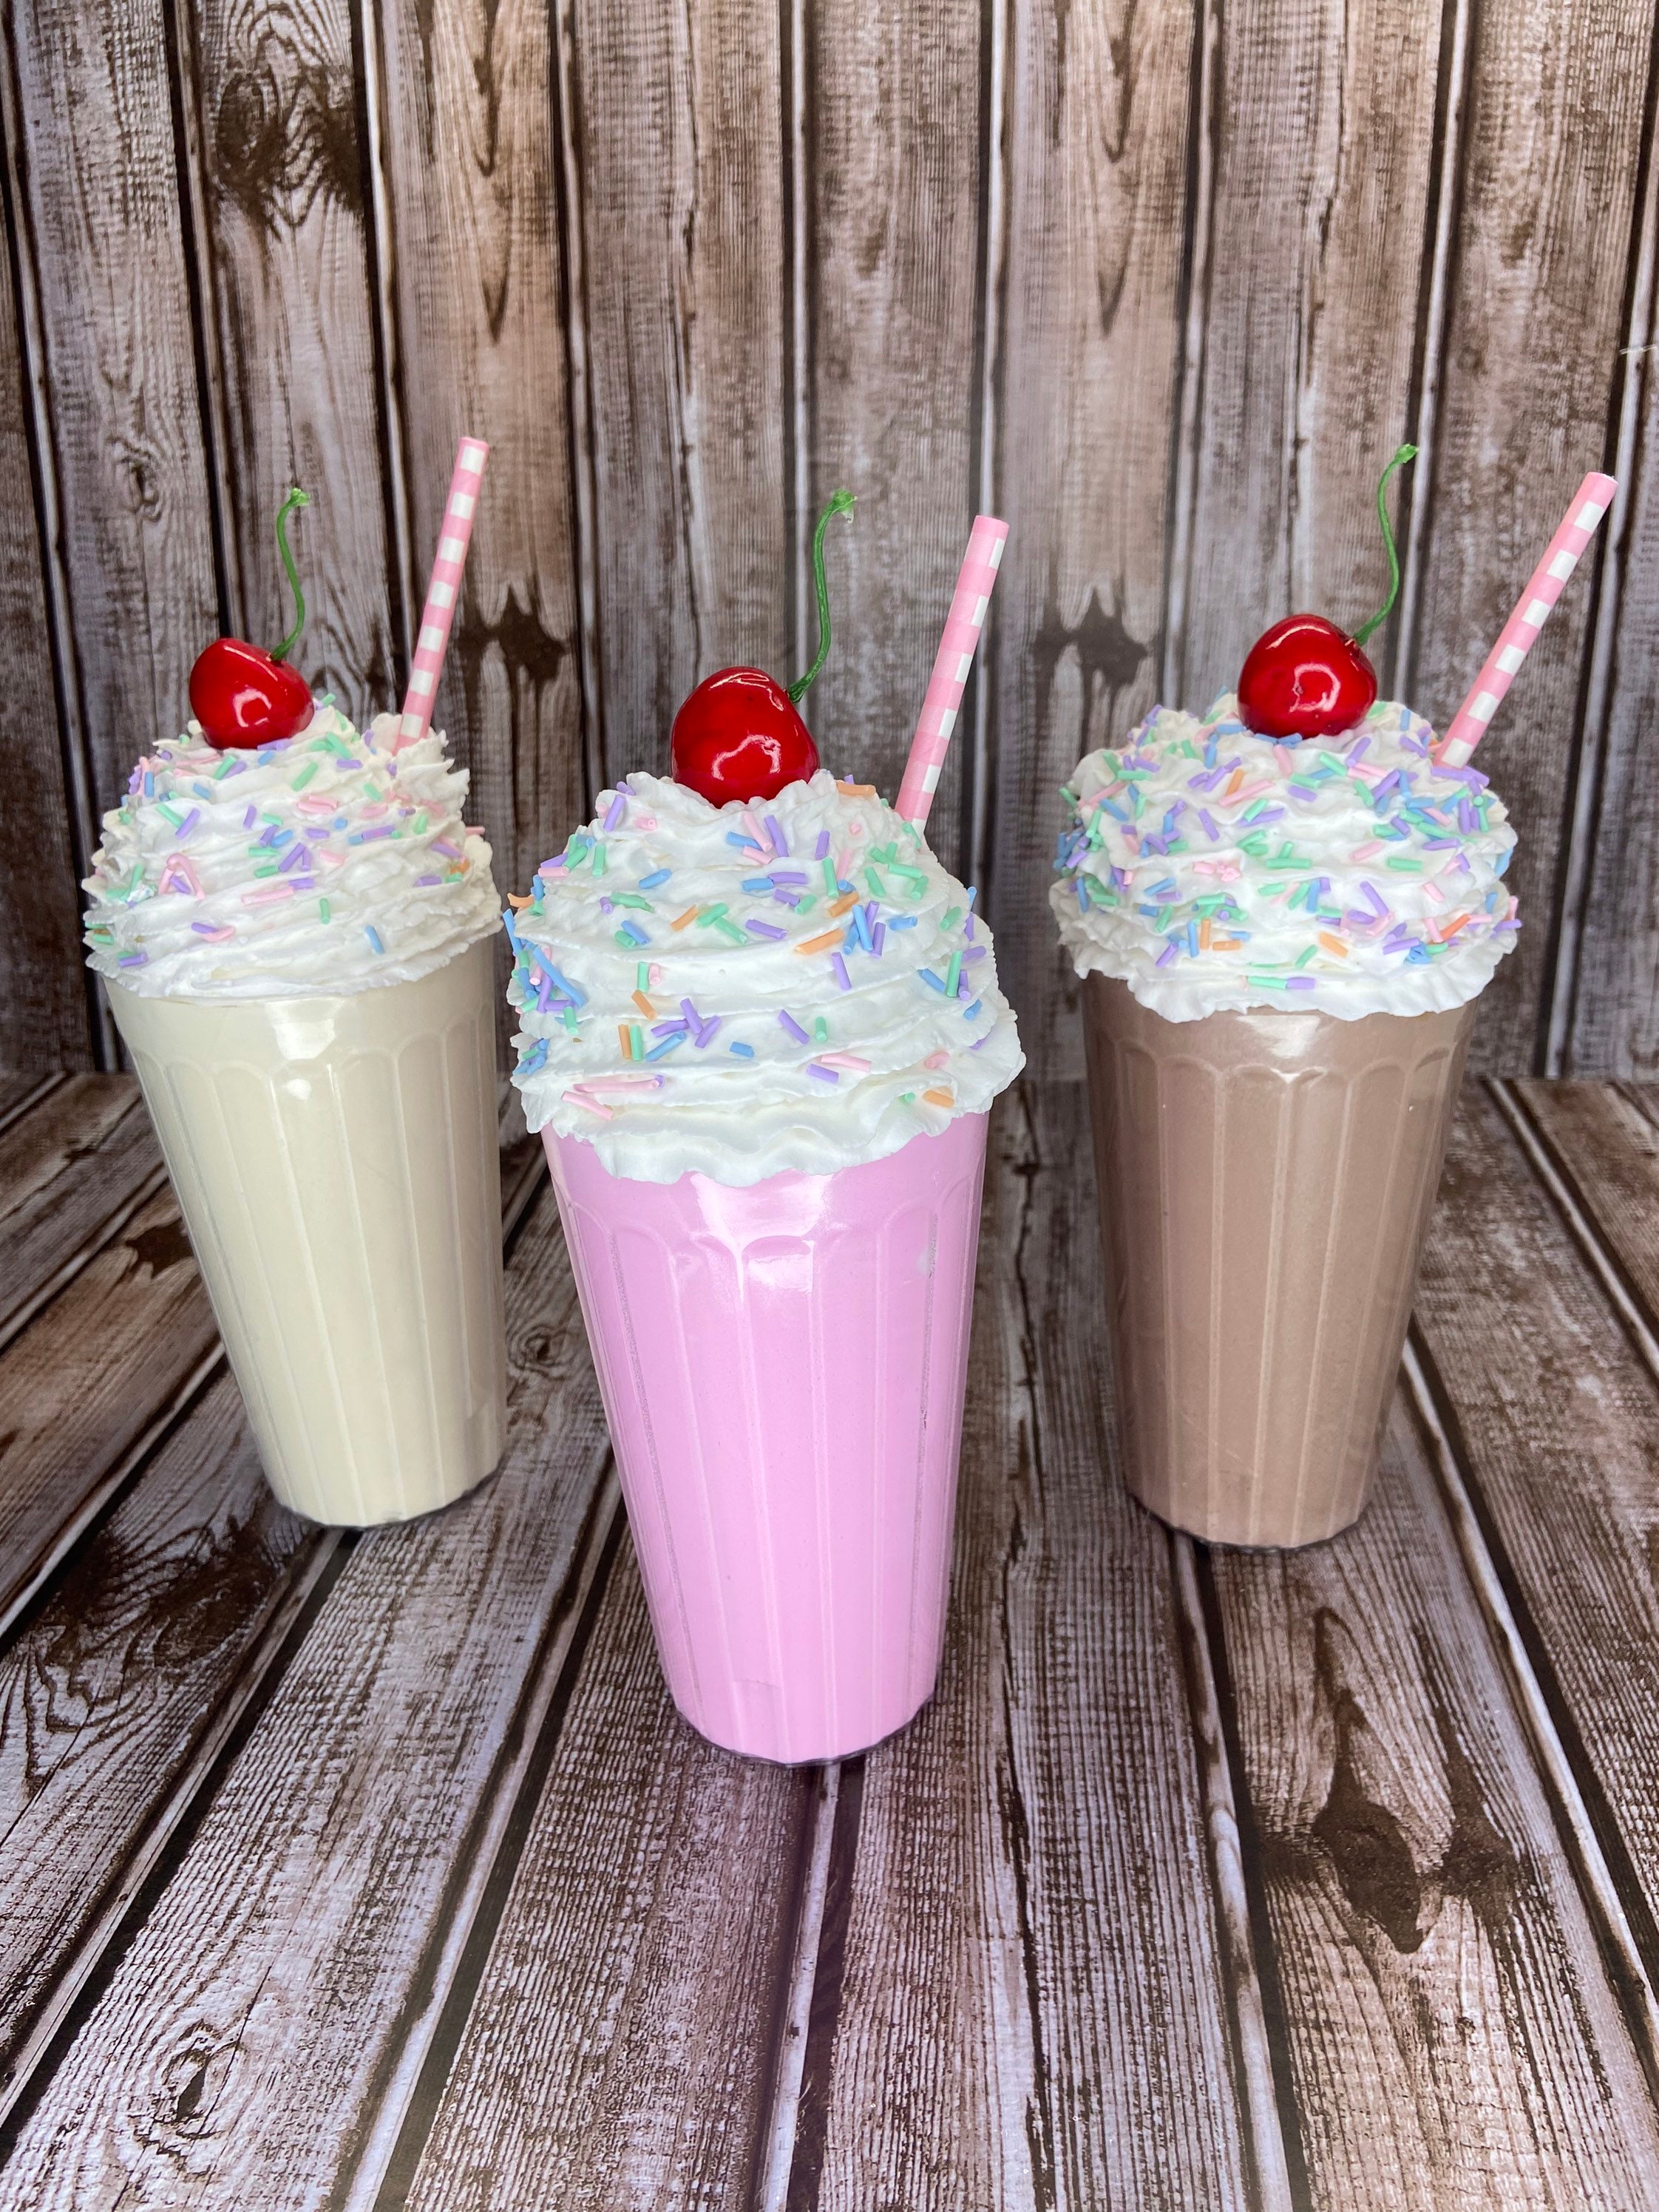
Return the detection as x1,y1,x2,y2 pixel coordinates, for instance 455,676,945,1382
365,925,385,954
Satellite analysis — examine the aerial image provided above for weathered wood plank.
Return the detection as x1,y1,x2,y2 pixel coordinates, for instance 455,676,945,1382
1402,0,1652,1073
0,1076,162,1351
988,0,1195,1076
376,0,588,904
1510,1079,1659,1329
796,1085,1255,2206
0,1186,221,1635
1408,1084,1659,1965
0,1184,617,2208
0,155,86,1076
1208,1393,1659,2207
398,1547,812,2211
567,0,788,785
0,1373,333,2110
179,0,398,709
1173,0,1446,708
4,0,220,817
804,2,983,878
0,1075,64,1141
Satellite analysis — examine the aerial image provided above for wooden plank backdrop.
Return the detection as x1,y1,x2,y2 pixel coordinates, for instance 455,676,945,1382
1,0,1654,1079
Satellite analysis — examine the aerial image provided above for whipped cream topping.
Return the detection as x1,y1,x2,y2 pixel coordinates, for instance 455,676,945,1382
1051,694,1519,1021
84,705,500,1000
509,770,1023,1185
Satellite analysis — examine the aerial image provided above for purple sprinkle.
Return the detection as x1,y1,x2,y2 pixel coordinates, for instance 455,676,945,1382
174,807,200,839
1348,736,1371,764
416,872,442,886
432,838,462,860
190,921,221,936
616,779,633,795
1156,942,1178,968
871,920,886,957
654,1019,691,1036
118,951,149,966
770,869,808,884
963,945,988,962
1285,977,1317,991
778,1009,810,1044
746,919,787,940
540,855,567,874
603,792,628,830
598,898,614,915
695,1017,722,1048
772,889,803,909
1361,882,1391,918
765,814,788,856
814,832,831,861
807,1063,840,1084
243,804,257,829
278,843,308,874
831,954,852,992
679,997,702,1028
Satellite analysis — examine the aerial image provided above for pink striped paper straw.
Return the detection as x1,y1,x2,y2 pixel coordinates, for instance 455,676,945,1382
398,437,489,748
1435,470,1616,767
896,514,1009,825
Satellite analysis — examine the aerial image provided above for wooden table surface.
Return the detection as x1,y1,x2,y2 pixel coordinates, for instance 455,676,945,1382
1,1070,1659,2208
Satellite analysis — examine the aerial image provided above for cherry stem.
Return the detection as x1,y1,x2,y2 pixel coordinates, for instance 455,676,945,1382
271,486,311,663
1351,444,1417,650
787,489,856,704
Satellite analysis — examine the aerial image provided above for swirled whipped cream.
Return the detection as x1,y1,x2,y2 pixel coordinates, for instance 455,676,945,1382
509,770,1023,1184
1051,694,1519,1021
84,705,499,999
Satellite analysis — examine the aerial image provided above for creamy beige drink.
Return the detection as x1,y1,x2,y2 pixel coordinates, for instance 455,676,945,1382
84,705,506,1526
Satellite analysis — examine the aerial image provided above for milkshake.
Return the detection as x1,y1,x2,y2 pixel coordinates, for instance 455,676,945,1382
509,764,1022,1763
84,701,507,1526
1053,690,1516,1545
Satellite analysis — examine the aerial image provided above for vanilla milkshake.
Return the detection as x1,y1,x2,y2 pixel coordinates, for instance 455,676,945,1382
84,703,506,1526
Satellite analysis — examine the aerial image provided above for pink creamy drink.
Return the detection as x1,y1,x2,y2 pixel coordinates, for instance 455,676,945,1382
508,769,1022,1761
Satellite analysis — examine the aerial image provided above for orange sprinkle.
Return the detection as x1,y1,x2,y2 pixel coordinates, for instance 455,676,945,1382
1317,932,1350,959
1210,936,1242,951
1439,912,1472,940
827,892,859,918
506,892,535,909
1198,919,1212,951
923,1088,954,1107
631,991,656,1017
671,906,701,931
795,929,845,956
838,781,879,798
617,1022,633,1059
1224,768,1245,797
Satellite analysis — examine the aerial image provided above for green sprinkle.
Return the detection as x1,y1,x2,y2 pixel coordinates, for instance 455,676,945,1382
563,1005,579,1034
213,758,237,781
822,858,838,893
629,1023,645,1060
794,895,818,916
157,801,183,829
591,842,606,877
291,762,319,793
609,892,653,910
712,918,746,945
319,898,331,922
253,863,279,878
1295,946,1317,968
1385,858,1423,873
940,906,962,934
1247,972,1289,990
1059,786,1079,806
637,962,650,991
865,865,887,898
614,929,637,947
698,903,730,925
814,1017,830,1044
413,810,427,833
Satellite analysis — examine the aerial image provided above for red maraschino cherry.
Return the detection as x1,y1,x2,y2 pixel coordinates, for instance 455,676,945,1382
1236,445,1417,742
189,487,315,750
671,489,854,806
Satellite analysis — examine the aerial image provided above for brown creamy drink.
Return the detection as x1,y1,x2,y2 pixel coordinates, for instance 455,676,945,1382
1052,693,1518,1547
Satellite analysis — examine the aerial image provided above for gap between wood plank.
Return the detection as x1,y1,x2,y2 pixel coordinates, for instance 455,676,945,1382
0,1071,65,1144
0,1158,169,1363
0,16,109,1070
1391,0,1473,704
356,0,415,678
1170,1535,1298,2212
965,0,1008,907
0,1527,355,2151
549,0,605,817
754,1762,841,2212
1399,1331,1659,2103
1543,20,1659,1074
353,1480,625,2212
1160,0,1219,705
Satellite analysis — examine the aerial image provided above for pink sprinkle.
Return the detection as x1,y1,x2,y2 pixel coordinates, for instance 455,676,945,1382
818,1051,871,1072
1349,841,1383,861
242,882,296,906
566,1092,615,1119
297,795,336,815
1422,880,1445,909
923,1050,950,1071
636,815,657,831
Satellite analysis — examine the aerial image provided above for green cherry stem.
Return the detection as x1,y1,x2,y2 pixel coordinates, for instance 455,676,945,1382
1351,444,1418,650
271,485,311,664
787,489,856,704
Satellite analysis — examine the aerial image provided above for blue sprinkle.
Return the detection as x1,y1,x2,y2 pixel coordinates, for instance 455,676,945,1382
364,926,385,954
726,832,764,852
917,968,949,994
639,867,671,889
618,919,649,946
963,999,983,1020
728,1041,756,1058
742,877,777,892
888,915,918,931
645,1031,687,1062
